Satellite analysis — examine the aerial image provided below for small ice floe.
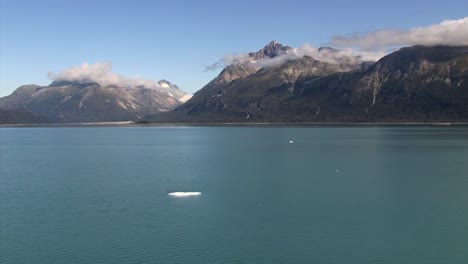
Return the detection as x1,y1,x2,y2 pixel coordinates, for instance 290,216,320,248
336,169,340,173
168,192,202,197
289,140,294,143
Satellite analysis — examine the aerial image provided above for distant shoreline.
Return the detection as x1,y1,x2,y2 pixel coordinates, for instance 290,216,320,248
2,121,468,128
0,121,134,127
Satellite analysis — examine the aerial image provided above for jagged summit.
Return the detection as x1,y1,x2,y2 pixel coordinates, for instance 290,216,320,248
157,79,192,102
248,40,292,60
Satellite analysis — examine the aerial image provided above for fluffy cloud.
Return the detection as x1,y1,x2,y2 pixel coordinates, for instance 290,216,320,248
48,62,162,89
286,44,385,64
332,17,468,50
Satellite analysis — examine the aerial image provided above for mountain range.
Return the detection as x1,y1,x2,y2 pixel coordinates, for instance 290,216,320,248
1,41,468,124
0,79,191,123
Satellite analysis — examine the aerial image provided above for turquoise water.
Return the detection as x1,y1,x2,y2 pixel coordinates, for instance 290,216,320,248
1,126,467,263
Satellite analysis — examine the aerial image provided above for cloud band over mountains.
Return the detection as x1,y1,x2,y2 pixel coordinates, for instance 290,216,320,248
204,44,385,71
331,17,468,49
48,62,162,89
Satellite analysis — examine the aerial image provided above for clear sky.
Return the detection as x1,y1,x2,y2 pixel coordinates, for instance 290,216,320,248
1,0,467,96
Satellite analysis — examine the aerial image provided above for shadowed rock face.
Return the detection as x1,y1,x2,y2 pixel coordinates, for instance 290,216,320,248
0,80,190,123
144,45,468,123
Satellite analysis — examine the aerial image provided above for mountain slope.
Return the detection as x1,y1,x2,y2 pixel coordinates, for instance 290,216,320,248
0,108,48,124
0,80,190,122
290,45,468,121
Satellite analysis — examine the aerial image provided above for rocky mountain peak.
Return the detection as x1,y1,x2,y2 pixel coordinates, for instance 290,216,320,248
248,40,292,60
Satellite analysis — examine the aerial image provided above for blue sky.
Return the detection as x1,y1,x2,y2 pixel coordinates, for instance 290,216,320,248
1,0,467,96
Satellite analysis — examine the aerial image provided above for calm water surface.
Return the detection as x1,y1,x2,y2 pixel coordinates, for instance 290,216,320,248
1,126,467,263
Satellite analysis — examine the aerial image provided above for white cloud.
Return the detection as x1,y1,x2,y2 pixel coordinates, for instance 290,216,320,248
48,62,162,89
332,17,468,50
263,44,385,65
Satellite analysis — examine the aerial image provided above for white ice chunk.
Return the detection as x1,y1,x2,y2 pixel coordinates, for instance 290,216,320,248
168,192,202,197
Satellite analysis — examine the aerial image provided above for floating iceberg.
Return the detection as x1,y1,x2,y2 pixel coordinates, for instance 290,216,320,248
168,192,202,197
